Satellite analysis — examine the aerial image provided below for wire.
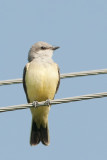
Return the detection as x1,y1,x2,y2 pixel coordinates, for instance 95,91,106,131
0,79,22,86
0,92,107,112
0,69,107,86
61,68,107,79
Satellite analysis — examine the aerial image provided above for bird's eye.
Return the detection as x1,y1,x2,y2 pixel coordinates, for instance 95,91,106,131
41,46,46,50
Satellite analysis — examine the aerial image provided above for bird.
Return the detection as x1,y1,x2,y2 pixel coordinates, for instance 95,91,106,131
23,41,60,146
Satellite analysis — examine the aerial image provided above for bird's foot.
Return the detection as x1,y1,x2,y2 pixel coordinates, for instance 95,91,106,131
32,101,39,108
44,99,51,106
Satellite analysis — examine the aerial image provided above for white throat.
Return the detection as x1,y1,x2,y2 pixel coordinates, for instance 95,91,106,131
28,49,53,62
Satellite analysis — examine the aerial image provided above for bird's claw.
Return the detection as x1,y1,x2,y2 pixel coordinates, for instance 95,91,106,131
32,101,39,108
45,99,51,106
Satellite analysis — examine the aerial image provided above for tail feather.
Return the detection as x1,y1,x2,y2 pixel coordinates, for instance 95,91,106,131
30,120,50,146
30,121,40,145
40,125,50,145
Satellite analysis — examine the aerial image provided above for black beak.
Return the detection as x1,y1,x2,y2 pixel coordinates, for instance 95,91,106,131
52,46,60,50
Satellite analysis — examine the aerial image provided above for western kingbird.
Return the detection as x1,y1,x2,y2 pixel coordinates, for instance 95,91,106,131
23,41,60,146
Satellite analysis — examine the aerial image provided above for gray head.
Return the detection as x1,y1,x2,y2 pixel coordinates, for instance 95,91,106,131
28,41,60,62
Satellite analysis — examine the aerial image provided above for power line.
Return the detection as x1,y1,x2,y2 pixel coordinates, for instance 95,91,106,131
0,92,107,113
61,68,107,79
0,69,107,86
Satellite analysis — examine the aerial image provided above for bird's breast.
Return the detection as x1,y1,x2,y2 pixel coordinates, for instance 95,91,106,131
25,61,59,102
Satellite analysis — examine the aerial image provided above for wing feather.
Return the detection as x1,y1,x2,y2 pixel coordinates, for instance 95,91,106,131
23,65,30,103
56,65,60,93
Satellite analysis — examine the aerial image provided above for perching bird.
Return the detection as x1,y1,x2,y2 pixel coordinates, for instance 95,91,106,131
23,41,60,146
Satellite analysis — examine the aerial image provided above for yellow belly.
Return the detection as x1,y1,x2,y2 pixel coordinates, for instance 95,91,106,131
25,61,59,127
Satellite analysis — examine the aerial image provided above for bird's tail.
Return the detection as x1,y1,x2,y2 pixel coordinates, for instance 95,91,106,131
30,120,50,146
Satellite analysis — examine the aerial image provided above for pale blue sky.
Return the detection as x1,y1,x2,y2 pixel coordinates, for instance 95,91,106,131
0,0,107,160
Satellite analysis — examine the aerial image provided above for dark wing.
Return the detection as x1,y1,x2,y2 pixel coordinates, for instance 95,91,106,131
23,65,30,103
56,65,60,93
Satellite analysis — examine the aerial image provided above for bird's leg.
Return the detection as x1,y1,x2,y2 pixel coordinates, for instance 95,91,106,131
32,101,39,108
